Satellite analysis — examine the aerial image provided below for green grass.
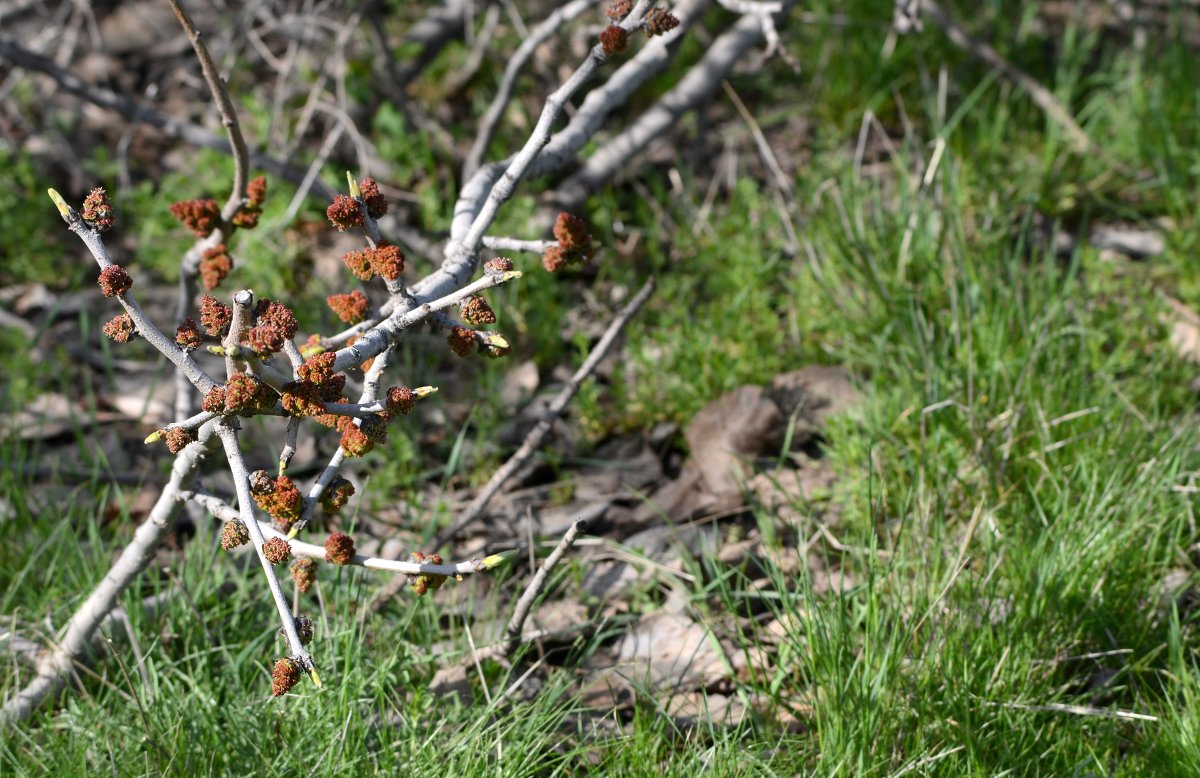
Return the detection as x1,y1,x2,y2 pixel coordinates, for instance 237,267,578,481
4,2,1200,774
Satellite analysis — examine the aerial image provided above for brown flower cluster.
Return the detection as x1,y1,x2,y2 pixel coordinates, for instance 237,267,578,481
251,472,304,530
299,352,336,384
483,257,514,276
245,324,285,357
290,558,317,592
81,187,114,232
201,386,226,413
324,532,355,565
175,318,201,351
320,476,355,514
605,0,632,20
262,537,292,565
599,25,628,55
223,372,265,414
339,424,374,457
97,265,133,297
460,296,496,326
199,244,233,291
271,657,302,696
447,325,475,358
385,385,416,416
169,198,221,237
293,615,314,646
341,243,405,281
199,295,232,336
220,520,250,550
327,290,370,324
326,194,364,231
233,175,267,229
102,313,135,342
163,427,195,454
359,177,388,219
254,299,299,340
543,212,596,272
407,552,448,596
644,7,680,36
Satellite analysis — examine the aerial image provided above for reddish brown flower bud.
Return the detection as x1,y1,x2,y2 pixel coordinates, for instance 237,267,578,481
460,296,497,326
224,372,261,414
97,265,133,297
342,248,373,280
599,24,628,55
407,552,448,596
483,257,514,276
247,176,268,207
327,290,369,324
252,475,304,530
447,325,475,358
262,536,292,565
290,558,317,592
169,198,221,237
340,425,374,457
199,244,233,291
644,7,679,36
201,386,226,413
359,177,388,219
232,205,261,229
246,324,285,357
478,335,511,360
102,313,135,342
542,245,569,272
164,427,195,454
81,187,115,232
605,0,633,20
326,194,364,230
252,299,298,339
271,657,302,696
175,318,201,351
282,381,325,417
299,352,336,385
385,386,416,416
254,380,278,411
199,295,232,336
369,243,405,281
220,520,249,550
553,212,591,250
320,477,355,514
324,532,355,565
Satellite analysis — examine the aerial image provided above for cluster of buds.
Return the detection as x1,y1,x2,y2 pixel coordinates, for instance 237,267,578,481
407,552,448,596
320,476,355,514
169,198,221,238
599,25,628,56
199,244,233,291
327,289,370,324
250,470,304,530
163,427,195,454
223,372,275,414
81,187,114,232
199,295,232,336
102,313,135,343
243,298,299,359
605,0,632,20
483,257,514,276
290,615,314,646
262,537,293,565
97,266,133,298
644,7,680,36
341,243,405,281
460,296,496,326
326,194,364,231
324,532,355,565
543,212,596,272
290,558,317,592
220,520,250,551
358,178,388,219
175,318,201,351
232,175,267,229
271,657,302,696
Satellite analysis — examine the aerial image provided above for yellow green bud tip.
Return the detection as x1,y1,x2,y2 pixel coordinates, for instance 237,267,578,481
206,345,227,355
346,172,360,199
486,333,510,350
48,188,71,219
500,271,523,283
482,551,515,570
413,386,438,398
144,430,163,444
286,526,301,540
307,667,323,689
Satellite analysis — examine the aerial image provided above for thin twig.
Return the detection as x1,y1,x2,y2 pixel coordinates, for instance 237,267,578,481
504,519,586,655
